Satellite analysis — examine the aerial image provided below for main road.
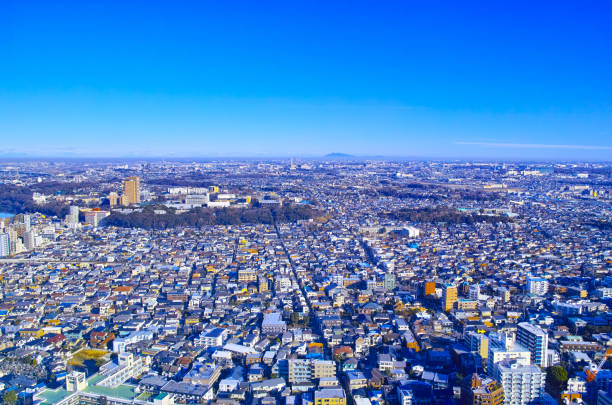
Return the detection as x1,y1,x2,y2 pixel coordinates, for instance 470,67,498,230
274,223,354,403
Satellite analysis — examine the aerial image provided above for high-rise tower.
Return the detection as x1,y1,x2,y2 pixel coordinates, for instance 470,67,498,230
123,176,141,205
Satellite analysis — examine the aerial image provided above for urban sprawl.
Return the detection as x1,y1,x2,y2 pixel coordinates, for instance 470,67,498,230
0,159,611,405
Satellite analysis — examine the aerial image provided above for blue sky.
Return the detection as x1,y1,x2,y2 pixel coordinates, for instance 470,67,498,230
1,1,611,160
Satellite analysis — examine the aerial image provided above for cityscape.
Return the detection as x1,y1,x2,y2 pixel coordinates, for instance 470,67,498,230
2,1,612,405
0,159,610,405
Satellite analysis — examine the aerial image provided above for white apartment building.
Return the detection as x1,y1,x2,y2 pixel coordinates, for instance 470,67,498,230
195,327,228,349
97,353,150,388
487,333,531,376
526,274,549,296
468,284,481,300
113,330,154,353
491,359,545,405
0,233,9,257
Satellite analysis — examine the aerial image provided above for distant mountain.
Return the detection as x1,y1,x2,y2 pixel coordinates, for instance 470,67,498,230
324,153,354,158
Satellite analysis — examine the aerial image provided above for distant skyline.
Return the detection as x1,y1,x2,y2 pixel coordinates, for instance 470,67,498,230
1,1,611,160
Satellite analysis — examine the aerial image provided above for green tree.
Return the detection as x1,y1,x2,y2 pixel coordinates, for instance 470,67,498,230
454,372,465,386
3,390,17,405
546,366,568,397
290,312,299,326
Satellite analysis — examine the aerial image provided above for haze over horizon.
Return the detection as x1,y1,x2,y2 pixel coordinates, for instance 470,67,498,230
2,1,611,161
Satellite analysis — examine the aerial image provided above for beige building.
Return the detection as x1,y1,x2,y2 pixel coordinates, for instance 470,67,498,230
465,332,489,360
108,192,119,207
123,176,140,205
443,284,458,311
238,269,257,282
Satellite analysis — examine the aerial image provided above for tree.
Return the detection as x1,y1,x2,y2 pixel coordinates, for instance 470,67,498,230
454,372,465,385
3,390,17,405
546,366,568,398
290,312,300,326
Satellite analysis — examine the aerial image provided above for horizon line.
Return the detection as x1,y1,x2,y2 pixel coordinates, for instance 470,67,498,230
0,154,611,164
455,141,612,150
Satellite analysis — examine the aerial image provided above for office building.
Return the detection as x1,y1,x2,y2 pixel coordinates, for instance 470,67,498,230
516,322,548,368
123,176,141,205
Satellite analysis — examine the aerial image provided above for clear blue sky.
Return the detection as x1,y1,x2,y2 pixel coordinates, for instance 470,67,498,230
1,1,611,160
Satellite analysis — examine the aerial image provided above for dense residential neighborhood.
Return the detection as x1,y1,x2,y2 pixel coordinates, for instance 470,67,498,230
0,159,610,405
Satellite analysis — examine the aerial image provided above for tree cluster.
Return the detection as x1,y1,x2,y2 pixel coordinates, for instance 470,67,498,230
546,366,568,399
584,219,612,231
382,206,514,224
30,181,100,194
102,203,322,229
2,390,17,405
147,177,214,187
377,186,503,202
0,185,69,217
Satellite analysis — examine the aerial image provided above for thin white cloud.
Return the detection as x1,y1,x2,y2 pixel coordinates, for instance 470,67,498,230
455,142,612,150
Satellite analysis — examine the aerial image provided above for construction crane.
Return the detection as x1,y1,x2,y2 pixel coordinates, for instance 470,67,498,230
585,347,612,383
